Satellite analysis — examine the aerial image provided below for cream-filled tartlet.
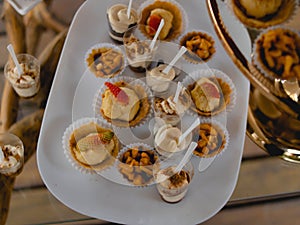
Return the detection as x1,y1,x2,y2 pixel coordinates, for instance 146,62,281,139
155,163,193,203
230,0,296,29
107,4,138,43
65,120,120,173
4,54,40,98
154,124,192,157
146,63,176,92
98,80,151,127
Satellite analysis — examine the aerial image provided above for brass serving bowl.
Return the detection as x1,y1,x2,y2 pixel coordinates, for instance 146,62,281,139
206,0,300,163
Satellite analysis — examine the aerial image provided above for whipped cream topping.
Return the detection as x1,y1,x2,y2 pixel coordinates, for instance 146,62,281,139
8,63,37,87
154,124,192,154
146,64,175,92
107,4,138,33
102,87,140,122
75,133,114,166
0,144,22,171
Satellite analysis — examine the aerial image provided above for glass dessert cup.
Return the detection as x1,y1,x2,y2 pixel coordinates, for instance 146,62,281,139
106,2,139,43
4,53,40,98
123,24,159,73
0,133,24,177
154,160,194,203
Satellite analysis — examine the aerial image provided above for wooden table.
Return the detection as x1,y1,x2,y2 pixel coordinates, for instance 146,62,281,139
1,1,300,224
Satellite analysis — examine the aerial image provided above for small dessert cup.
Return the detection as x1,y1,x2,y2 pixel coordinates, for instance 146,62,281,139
106,1,139,43
0,133,24,177
154,160,194,203
123,24,159,73
117,143,159,187
4,53,40,98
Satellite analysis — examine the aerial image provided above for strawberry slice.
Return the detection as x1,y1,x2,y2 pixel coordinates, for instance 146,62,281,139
147,14,162,35
201,82,221,99
104,82,129,105
76,131,114,152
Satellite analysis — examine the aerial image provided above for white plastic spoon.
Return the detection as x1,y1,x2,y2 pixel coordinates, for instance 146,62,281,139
162,46,187,74
173,82,182,104
7,44,23,77
149,19,164,50
127,0,133,19
178,118,200,145
174,141,197,173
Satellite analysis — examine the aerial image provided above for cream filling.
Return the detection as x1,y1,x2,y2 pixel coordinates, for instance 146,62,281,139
107,4,138,33
0,145,22,170
101,87,140,122
75,133,115,166
239,0,282,18
154,124,192,153
146,64,175,92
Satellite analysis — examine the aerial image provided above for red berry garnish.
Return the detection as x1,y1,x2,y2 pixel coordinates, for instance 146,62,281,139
104,82,129,105
147,14,162,35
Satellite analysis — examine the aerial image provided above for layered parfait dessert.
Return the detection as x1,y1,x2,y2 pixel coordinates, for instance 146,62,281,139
107,4,138,43
4,54,40,98
0,133,24,177
154,90,191,126
123,26,157,73
155,162,193,203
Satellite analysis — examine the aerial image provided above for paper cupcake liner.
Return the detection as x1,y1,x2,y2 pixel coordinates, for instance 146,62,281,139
178,30,217,64
193,118,230,158
93,76,153,128
84,42,127,78
116,142,159,187
137,0,189,41
226,0,298,30
182,68,237,118
62,117,120,175
252,25,300,82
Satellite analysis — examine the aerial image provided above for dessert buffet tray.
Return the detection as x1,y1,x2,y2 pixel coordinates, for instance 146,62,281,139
37,0,251,224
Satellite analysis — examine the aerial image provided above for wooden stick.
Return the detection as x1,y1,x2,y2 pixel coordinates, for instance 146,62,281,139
0,1,26,133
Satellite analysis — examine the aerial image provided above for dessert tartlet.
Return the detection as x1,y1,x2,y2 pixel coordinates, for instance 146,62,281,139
94,77,152,127
117,143,159,186
85,43,125,78
194,120,229,158
179,31,216,63
230,0,296,29
183,69,236,117
154,124,192,157
62,118,120,173
139,0,187,41
107,4,139,43
253,27,300,81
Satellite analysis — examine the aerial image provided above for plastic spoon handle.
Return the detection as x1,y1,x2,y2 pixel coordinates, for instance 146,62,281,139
178,118,200,145
174,142,197,173
173,82,182,104
149,19,164,50
7,44,23,76
127,0,133,19
163,46,187,74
